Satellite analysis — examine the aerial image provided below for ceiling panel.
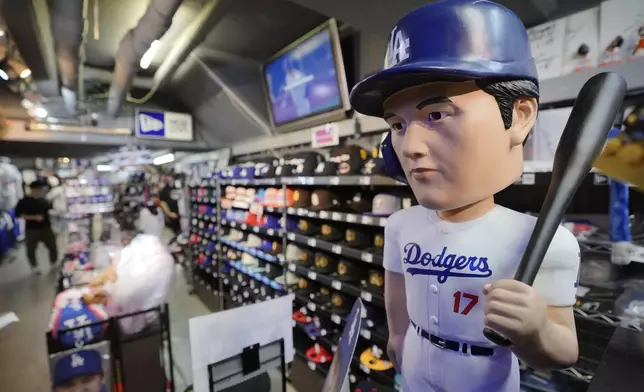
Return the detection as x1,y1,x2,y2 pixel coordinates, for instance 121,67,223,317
200,0,327,62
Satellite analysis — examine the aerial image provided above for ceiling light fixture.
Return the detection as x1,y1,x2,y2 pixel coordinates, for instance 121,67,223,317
96,164,114,172
35,107,48,118
140,40,161,70
20,68,31,79
0,69,7,81
153,153,175,165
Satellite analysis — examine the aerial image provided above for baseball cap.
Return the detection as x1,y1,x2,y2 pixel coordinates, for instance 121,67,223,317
332,259,366,283
295,278,318,297
241,234,262,248
346,192,373,214
314,161,338,176
343,228,372,250
51,299,108,348
362,157,387,176
310,190,341,211
312,252,338,274
260,240,282,255
318,224,344,242
296,219,321,236
362,269,385,295
306,343,333,364
292,189,312,208
53,349,103,387
313,286,333,305
329,292,352,314
360,345,393,372
284,152,323,176
275,272,299,287
366,194,402,216
330,145,369,175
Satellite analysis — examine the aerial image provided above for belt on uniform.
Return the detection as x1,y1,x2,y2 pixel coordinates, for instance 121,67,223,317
410,320,494,357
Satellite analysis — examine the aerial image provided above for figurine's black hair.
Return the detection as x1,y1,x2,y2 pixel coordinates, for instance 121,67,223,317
475,79,540,130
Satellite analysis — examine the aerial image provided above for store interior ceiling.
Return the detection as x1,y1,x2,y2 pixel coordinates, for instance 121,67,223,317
0,0,605,158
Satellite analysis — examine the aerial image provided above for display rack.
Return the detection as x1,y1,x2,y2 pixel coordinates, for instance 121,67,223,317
64,178,115,215
186,171,641,391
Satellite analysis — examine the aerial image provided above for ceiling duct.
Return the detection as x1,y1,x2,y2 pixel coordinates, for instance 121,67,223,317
49,0,84,114
106,0,184,117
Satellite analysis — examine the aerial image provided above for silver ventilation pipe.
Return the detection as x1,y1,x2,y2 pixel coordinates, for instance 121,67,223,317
106,0,184,117
49,0,84,114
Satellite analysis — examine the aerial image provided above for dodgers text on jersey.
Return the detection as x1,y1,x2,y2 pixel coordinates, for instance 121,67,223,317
403,243,493,283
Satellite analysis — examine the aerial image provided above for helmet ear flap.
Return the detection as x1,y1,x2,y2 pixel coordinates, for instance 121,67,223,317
381,132,407,184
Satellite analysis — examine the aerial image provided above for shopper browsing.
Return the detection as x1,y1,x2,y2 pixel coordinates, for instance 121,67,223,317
52,349,107,392
157,180,181,236
15,180,58,274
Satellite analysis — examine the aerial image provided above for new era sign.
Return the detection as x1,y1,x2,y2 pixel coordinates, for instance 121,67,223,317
136,109,193,141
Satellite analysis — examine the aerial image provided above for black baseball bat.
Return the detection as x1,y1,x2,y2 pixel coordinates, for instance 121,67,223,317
483,72,627,346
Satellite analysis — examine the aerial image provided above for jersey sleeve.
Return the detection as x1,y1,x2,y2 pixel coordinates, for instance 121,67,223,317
533,225,581,307
383,213,404,274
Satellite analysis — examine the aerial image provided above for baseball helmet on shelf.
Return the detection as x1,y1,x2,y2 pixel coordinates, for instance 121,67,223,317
349,0,538,183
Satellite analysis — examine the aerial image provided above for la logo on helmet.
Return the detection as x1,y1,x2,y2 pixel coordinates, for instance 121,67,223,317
386,27,410,68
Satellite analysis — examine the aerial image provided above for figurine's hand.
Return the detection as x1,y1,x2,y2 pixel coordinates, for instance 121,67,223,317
483,279,548,346
387,334,405,373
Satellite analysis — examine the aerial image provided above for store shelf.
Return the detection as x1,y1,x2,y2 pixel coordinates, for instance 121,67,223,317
220,220,283,238
226,260,285,292
220,175,405,187
287,262,385,308
295,349,330,376
191,197,218,204
192,214,217,222
286,232,383,266
196,263,220,279
573,307,642,332
220,238,282,264
286,207,388,227
539,57,644,106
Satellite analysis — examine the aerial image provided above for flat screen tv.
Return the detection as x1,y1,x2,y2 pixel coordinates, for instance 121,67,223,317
262,19,351,133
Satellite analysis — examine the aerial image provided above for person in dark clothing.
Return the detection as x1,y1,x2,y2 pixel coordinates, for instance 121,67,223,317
15,181,58,274
157,182,181,236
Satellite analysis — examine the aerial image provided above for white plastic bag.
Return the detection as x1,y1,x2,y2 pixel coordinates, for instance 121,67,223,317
106,234,175,334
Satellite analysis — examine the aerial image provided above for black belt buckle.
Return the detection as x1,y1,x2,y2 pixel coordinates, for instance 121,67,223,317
430,335,448,350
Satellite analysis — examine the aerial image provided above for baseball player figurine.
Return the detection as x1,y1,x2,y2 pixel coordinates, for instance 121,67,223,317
350,1,580,391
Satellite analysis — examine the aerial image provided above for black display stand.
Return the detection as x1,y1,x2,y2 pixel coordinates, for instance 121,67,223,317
206,338,287,392
588,327,644,391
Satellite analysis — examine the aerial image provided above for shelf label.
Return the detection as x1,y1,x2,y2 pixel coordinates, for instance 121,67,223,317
287,233,295,241
307,271,317,280
243,291,249,298
361,253,373,263
241,224,247,230
359,363,371,374
253,226,259,233
308,212,317,218
231,222,237,227
331,212,342,221
359,176,371,185
287,207,295,214
233,284,239,291
331,314,342,324
515,173,536,185
361,216,373,225
361,291,373,302
360,329,371,340
297,208,307,216
307,303,317,312
267,229,275,236
223,278,229,285
308,361,317,371
346,214,357,223
307,238,317,247
319,211,329,219
331,280,342,291
332,245,342,255
330,177,340,185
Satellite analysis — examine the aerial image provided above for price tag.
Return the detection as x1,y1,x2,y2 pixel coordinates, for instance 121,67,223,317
308,212,317,218
319,211,329,219
223,278,229,285
253,226,259,233
332,245,342,255
243,291,249,298
307,303,317,312
287,208,295,214
359,176,372,186
331,280,342,290
287,233,295,241
360,363,371,374
233,284,239,291
231,222,237,227
331,314,342,324
308,271,317,280
267,229,275,236
361,253,373,263
288,263,296,272
346,214,357,223
330,177,340,185
241,224,247,230
361,216,373,225
307,238,317,247
361,291,373,302
308,361,317,371
298,208,307,216
360,329,372,340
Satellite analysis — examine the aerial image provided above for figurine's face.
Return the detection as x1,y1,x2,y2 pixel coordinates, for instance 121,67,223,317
383,81,534,211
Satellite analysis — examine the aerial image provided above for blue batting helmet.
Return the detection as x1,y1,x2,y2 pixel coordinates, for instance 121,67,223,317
350,0,538,183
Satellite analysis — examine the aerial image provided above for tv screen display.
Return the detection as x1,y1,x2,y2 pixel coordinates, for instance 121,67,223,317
264,26,345,127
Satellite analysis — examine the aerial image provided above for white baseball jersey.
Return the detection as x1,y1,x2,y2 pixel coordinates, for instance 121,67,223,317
384,205,580,392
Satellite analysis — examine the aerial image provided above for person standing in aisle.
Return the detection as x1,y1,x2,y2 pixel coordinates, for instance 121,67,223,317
15,181,58,274
157,179,181,237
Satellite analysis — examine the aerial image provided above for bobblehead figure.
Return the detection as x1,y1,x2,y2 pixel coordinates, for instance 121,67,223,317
350,1,581,391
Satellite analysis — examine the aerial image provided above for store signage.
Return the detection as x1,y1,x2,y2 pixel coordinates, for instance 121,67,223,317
135,109,193,141
311,123,339,148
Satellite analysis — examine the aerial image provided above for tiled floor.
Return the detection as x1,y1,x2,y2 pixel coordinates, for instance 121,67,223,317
0,240,297,392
